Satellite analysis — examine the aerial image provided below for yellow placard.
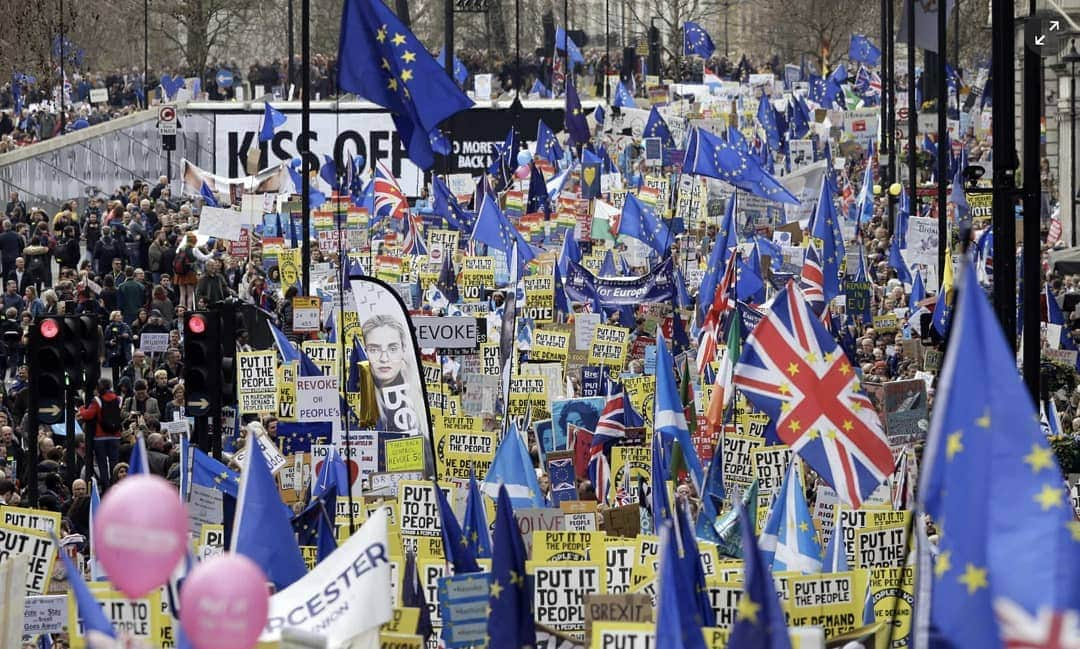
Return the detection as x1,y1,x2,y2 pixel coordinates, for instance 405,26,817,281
385,436,426,472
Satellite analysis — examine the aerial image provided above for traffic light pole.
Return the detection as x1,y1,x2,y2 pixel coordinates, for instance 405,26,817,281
64,377,76,489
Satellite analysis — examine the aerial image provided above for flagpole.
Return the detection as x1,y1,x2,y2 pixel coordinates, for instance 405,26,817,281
935,0,947,280
336,189,357,536
906,0,917,226
301,0,312,296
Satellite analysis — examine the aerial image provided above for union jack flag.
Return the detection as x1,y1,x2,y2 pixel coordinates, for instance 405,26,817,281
696,250,738,374
995,599,1080,649
595,382,630,438
401,213,427,256
733,281,893,508
799,241,826,313
373,162,409,223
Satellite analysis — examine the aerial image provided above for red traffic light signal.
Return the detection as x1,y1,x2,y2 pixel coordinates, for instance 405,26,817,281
188,314,207,335
39,319,60,339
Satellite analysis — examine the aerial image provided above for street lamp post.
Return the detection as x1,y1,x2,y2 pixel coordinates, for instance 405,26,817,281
1063,43,1080,246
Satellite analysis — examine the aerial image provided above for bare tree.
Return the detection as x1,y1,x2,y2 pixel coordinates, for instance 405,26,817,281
623,0,722,71
758,0,879,71
154,0,260,79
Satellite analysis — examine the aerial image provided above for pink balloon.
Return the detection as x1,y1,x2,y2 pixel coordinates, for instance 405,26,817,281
180,554,269,649
93,474,188,597
514,164,531,179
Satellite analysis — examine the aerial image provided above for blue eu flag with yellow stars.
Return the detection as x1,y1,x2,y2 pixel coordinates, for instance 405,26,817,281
337,0,473,170
849,34,881,66
487,484,536,647
683,21,715,59
565,75,591,146
685,127,800,205
917,262,1080,649
644,106,675,148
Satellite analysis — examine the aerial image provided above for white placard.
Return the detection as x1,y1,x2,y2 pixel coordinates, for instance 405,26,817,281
89,88,109,104
198,206,246,241
474,74,493,102
139,332,170,353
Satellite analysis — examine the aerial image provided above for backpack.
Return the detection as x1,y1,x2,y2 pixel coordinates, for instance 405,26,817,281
173,248,193,275
98,395,123,434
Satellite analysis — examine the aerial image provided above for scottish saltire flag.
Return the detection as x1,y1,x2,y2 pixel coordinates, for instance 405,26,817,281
726,492,793,649
685,127,800,204
821,507,850,572
733,282,894,508
555,27,585,65
482,423,546,509
337,0,473,169
565,75,591,146
613,81,636,108
655,332,705,491
849,34,882,66
759,459,823,574
917,262,1080,648
437,48,469,85
683,21,715,59
259,102,287,142
854,143,875,226
487,485,537,647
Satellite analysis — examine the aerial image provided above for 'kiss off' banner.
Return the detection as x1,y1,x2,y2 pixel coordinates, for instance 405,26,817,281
209,104,569,194
563,257,676,307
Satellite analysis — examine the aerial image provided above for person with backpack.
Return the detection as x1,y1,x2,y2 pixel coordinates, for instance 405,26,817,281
77,378,124,490
174,232,211,310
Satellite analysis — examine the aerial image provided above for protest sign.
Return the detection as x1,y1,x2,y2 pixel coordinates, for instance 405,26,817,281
296,375,341,428
721,430,765,494
602,505,641,540
533,531,605,562
752,445,794,530
199,206,246,240
533,329,572,363
867,566,915,646
508,374,550,416
524,276,556,323
588,325,630,369
438,573,491,648
292,296,321,331
0,521,56,595
397,481,452,556
23,594,67,636
233,432,288,475
433,416,496,480
2,506,61,534
882,379,930,444
546,451,578,505
277,360,298,421
413,316,482,350
300,341,337,377
67,585,162,649
528,561,605,636
705,578,743,629
237,349,277,414
261,508,392,644
384,436,426,472
609,446,651,504
855,520,911,569
139,332,170,353
584,592,653,642
589,621,654,648
784,571,865,638
837,508,910,567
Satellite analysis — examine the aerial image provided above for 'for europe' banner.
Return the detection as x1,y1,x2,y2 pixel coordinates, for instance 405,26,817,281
261,508,392,647
563,256,675,307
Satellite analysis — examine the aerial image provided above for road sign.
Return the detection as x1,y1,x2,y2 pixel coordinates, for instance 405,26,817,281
215,69,234,88
158,105,177,135
38,402,63,424
186,395,210,416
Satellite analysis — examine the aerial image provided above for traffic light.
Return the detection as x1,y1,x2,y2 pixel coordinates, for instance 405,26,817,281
30,318,67,424
183,312,222,417
60,315,99,390
218,302,242,407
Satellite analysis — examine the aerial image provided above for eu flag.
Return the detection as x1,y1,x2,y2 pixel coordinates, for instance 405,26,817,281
918,262,1080,648
564,75,591,146
849,34,882,66
555,27,585,66
654,523,709,649
259,102,287,142
685,127,800,205
536,119,564,162
471,190,536,276
434,479,481,573
617,193,672,255
613,81,636,108
683,21,715,59
487,485,536,647
437,48,469,86
337,0,474,169
644,106,675,148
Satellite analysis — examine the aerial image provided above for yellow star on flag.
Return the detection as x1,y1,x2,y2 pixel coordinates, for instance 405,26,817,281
490,579,504,599
1034,484,1064,511
957,564,988,595
510,570,524,587
798,522,809,532
736,597,760,623
946,431,963,460
401,69,413,82
392,33,406,46
788,419,801,433
934,550,951,577
402,50,416,62
842,420,854,432
1023,444,1054,473
786,362,800,376
1068,520,1080,542
376,27,387,42
975,409,991,429
387,78,398,91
